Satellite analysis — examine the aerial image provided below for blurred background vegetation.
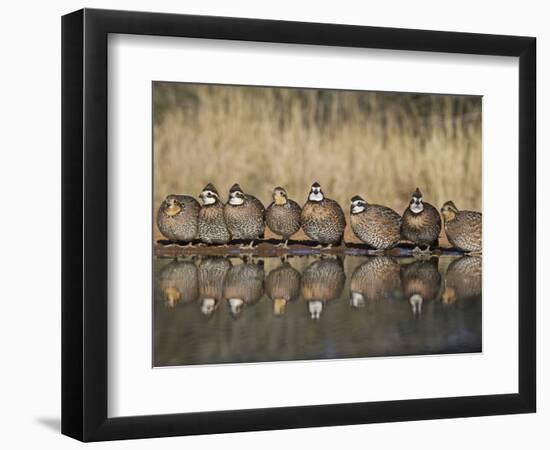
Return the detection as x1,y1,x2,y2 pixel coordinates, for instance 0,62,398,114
153,82,481,236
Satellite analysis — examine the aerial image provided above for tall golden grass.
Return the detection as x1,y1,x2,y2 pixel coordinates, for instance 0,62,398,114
154,83,481,219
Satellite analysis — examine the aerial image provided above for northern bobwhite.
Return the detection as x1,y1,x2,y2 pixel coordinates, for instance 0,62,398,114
198,183,230,245
441,201,482,252
157,194,200,244
301,182,346,248
401,188,442,251
350,195,401,250
266,186,301,248
224,184,265,249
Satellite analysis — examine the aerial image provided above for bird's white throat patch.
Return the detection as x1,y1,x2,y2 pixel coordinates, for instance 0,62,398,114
351,204,365,214
201,191,217,205
410,201,424,214
308,191,324,202
229,196,244,206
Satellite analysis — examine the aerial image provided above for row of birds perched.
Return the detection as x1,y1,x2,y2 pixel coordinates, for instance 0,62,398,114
157,182,482,252
159,255,481,319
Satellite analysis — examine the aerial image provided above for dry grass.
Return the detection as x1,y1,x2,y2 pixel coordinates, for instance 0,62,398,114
154,83,481,224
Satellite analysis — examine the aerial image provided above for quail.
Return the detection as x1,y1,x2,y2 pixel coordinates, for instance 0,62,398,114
401,188,442,252
350,195,401,250
301,182,346,248
441,201,482,253
266,186,301,249
265,260,301,316
157,194,200,245
158,259,199,308
349,256,402,308
224,184,265,249
198,183,230,245
301,257,345,320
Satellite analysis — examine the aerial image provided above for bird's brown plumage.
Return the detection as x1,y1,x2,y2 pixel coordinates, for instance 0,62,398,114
199,201,230,244
401,190,441,248
266,193,302,241
350,199,401,249
441,201,482,252
157,195,200,242
301,199,346,245
224,186,265,241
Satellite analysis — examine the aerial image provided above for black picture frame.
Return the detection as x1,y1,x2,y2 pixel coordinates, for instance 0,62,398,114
62,8,536,442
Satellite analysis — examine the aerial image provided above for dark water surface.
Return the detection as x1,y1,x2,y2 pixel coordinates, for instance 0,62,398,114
154,254,481,367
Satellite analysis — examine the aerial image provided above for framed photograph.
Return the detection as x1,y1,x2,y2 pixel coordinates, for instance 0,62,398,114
62,8,536,441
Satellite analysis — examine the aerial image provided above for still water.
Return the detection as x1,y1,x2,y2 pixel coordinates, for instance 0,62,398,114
154,255,481,367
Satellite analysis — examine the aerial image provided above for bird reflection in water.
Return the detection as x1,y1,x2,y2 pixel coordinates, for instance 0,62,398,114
401,257,442,315
154,253,481,366
223,259,265,318
198,256,232,317
442,256,481,305
301,257,345,320
349,256,402,309
158,259,199,308
265,258,301,317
